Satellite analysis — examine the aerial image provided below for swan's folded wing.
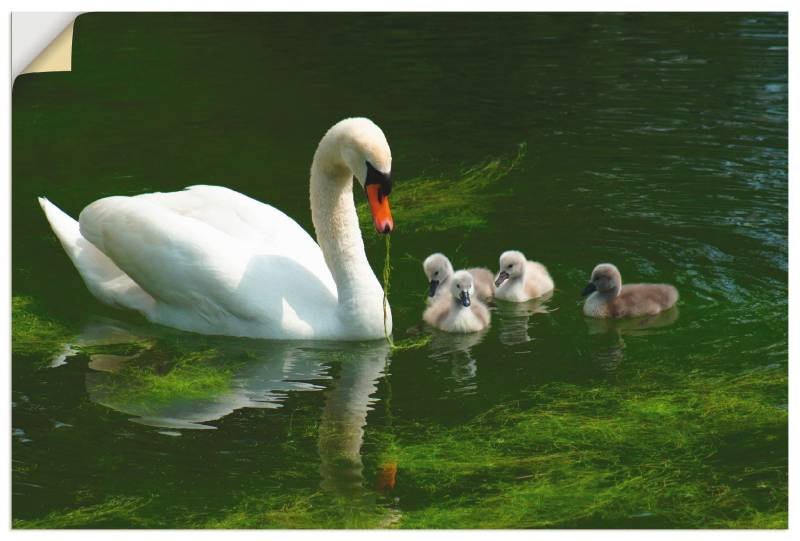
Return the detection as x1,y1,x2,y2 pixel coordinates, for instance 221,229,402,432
38,197,155,314
132,185,334,292
79,196,268,320
79,193,342,337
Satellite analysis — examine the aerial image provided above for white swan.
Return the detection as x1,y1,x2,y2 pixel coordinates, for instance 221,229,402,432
38,118,395,340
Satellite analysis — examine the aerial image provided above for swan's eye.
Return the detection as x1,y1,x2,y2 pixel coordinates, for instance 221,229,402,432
457,284,461,289
507,264,513,269
434,271,439,276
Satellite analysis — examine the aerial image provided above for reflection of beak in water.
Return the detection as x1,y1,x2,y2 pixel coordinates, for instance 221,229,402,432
496,291,553,346
317,342,391,496
375,462,397,493
427,329,488,394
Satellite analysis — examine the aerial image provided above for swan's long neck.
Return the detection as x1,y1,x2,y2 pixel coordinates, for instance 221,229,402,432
309,144,384,331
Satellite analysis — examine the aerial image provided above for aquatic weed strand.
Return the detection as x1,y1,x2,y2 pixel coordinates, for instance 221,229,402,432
381,234,431,352
382,234,394,347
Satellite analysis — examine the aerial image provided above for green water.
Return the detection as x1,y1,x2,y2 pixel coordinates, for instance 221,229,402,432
12,13,787,528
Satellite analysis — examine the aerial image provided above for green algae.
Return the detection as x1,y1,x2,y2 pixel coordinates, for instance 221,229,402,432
382,234,393,346
90,349,238,414
11,296,74,360
385,368,787,528
13,497,153,529
381,233,432,352
358,145,526,235
206,492,393,529
12,366,786,529
13,491,392,529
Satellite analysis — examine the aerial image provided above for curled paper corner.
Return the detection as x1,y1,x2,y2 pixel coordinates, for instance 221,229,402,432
12,13,81,82
22,21,75,76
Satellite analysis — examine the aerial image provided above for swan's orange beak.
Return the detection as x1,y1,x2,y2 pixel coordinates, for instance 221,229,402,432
367,184,394,234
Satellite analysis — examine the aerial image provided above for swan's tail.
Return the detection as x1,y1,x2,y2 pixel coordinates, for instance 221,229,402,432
39,197,83,254
38,197,154,313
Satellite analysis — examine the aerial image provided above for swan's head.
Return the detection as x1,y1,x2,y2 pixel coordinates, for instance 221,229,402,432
423,253,455,297
336,118,394,234
495,250,527,287
583,263,622,297
450,270,475,307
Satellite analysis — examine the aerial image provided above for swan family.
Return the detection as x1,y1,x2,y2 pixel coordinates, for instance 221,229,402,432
39,117,680,340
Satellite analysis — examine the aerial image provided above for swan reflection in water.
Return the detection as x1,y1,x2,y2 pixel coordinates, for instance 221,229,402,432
584,306,680,370
61,317,392,498
494,291,553,346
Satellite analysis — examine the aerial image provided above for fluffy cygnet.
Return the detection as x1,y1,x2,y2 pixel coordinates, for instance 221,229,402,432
423,253,495,302
494,250,554,302
423,270,491,333
582,263,679,318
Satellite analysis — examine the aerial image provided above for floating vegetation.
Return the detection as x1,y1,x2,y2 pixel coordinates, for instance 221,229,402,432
358,144,526,235
386,367,787,528
13,365,786,529
382,234,392,346
11,296,73,361
205,492,392,529
89,349,238,415
13,497,152,529
381,234,432,352
13,487,392,529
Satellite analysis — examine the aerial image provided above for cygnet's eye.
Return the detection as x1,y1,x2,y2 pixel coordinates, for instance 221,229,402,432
434,271,439,276
507,264,513,269
457,284,461,289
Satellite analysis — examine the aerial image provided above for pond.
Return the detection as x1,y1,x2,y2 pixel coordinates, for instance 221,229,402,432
12,12,787,528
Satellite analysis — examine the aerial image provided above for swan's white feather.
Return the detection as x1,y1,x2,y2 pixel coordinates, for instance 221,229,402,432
72,186,339,338
39,197,155,312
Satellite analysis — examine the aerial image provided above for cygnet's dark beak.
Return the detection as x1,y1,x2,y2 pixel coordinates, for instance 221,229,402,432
582,282,597,297
495,271,510,287
459,290,471,307
429,280,440,297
